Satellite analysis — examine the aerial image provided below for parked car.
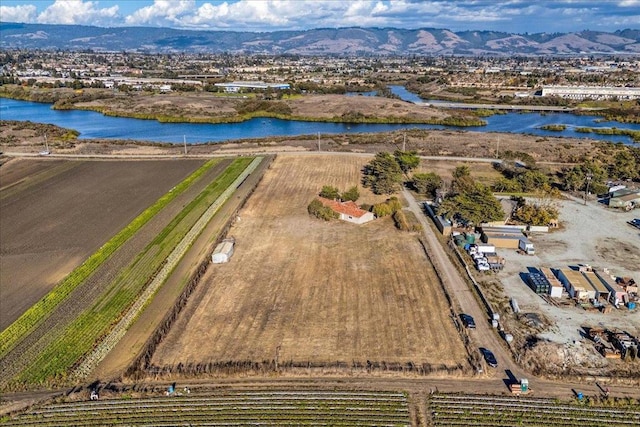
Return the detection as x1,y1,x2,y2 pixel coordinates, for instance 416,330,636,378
628,219,640,230
460,314,476,329
480,348,498,368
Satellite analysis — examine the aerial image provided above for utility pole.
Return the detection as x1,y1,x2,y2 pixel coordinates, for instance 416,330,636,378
183,135,187,155
317,132,320,151
584,172,593,205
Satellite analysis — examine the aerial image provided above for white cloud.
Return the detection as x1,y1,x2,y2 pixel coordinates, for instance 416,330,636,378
125,0,196,26
37,0,119,26
0,0,635,33
0,4,37,23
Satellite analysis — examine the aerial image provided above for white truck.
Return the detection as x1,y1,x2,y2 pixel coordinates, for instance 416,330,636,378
518,238,535,255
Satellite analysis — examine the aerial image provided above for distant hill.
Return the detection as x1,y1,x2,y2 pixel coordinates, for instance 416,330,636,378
1,22,639,55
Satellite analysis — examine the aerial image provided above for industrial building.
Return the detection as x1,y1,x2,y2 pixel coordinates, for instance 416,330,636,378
556,268,596,300
540,267,564,298
608,188,640,210
595,271,628,306
582,271,610,302
541,86,640,100
214,81,291,92
480,226,534,253
424,202,452,236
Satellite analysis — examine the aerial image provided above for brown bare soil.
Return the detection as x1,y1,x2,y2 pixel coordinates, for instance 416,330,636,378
77,92,449,123
93,156,274,381
79,92,239,118
0,158,204,330
152,154,467,371
287,94,449,120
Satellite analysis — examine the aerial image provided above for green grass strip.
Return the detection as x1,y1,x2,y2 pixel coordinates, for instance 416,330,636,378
14,158,253,385
0,159,218,358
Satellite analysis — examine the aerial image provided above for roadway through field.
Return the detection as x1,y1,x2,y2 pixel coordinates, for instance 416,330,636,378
402,188,526,384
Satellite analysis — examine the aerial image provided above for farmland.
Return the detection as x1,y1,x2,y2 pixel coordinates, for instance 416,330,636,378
430,393,640,426
1,389,411,426
152,154,467,373
0,158,205,330
0,157,264,389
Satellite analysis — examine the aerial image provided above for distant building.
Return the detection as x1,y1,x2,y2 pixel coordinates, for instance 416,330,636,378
541,86,640,100
214,81,290,93
608,188,640,210
317,197,375,225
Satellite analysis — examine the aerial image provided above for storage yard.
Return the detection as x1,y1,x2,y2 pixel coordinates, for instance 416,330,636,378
482,196,640,376
152,154,468,373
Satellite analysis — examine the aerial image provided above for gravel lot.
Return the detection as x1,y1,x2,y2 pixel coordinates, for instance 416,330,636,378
494,196,639,348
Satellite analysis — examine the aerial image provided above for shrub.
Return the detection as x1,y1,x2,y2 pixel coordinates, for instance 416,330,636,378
372,202,393,217
341,186,360,202
308,199,338,221
319,185,340,200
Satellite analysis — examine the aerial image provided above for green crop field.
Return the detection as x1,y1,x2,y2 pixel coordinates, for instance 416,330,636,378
0,390,410,426
0,159,219,359
430,394,640,426
5,158,254,387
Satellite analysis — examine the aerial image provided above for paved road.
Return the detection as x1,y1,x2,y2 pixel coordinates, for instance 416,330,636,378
402,188,525,381
416,101,604,112
3,151,504,164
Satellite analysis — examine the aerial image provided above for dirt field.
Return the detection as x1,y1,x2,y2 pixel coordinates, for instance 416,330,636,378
0,158,204,330
76,92,450,123
152,154,467,370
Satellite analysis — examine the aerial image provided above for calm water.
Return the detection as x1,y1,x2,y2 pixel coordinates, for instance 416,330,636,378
1,96,638,145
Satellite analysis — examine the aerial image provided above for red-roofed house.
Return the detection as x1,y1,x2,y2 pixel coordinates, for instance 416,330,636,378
317,197,375,225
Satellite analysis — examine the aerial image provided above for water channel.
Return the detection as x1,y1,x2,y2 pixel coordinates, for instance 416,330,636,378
1,92,638,145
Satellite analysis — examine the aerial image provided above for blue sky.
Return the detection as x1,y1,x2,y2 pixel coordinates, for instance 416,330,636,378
1,1,639,33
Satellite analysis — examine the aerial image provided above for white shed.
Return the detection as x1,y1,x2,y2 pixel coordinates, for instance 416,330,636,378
212,239,234,264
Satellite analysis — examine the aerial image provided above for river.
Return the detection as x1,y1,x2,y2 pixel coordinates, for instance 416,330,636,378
1,95,638,145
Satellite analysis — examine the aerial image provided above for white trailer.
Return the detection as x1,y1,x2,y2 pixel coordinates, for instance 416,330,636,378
212,239,235,264
518,238,535,255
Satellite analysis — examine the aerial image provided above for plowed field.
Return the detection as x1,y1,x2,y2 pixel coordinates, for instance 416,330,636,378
0,158,204,329
153,154,466,371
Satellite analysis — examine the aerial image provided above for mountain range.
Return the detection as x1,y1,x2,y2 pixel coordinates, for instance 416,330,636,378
1,22,639,56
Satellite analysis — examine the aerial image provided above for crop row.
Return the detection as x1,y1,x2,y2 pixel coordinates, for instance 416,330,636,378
73,157,263,379
430,394,640,427
9,158,255,386
0,159,219,358
2,391,410,426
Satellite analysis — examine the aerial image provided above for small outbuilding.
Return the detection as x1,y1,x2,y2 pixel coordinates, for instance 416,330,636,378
608,189,640,210
212,239,235,264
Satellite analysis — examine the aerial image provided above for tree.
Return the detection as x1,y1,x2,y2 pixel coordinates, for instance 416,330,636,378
394,150,420,175
438,182,503,225
492,177,522,193
609,150,638,181
319,185,340,200
516,170,549,192
513,203,559,226
341,186,360,202
362,152,403,195
412,172,443,196
451,165,474,194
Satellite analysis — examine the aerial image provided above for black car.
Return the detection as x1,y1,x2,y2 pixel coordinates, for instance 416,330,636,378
460,314,476,329
480,348,498,368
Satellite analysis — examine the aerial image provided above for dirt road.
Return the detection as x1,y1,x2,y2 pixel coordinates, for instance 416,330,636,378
402,188,526,380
